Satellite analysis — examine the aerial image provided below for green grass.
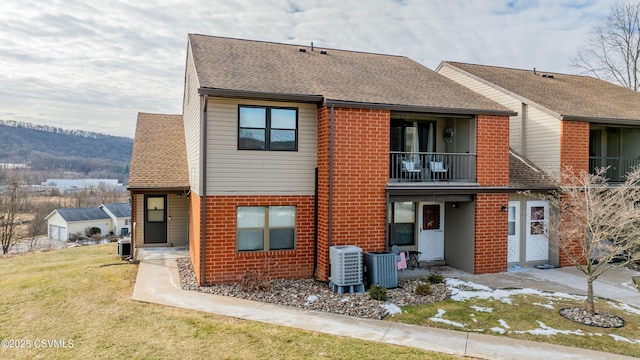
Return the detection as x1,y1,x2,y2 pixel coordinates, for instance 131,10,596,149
0,244,460,359
387,286,640,357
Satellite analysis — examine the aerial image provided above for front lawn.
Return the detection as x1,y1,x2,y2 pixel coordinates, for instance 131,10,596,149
386,278,640,357
0,244,458,360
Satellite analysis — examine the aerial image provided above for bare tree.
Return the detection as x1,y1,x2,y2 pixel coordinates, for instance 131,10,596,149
95,183,124,204
0,173,28,254
570,2,640,90
546,167,640,314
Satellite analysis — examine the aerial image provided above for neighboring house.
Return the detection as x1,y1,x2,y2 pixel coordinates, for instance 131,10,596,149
128,34,569,286
437,61,640,266
46,203,131,241
100,203,132,236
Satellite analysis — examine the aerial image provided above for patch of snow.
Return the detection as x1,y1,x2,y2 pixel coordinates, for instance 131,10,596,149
498,319,510,329
540,292,586,301
609,334,640,344
429,317,466,328
429,308,466,328
446,278,492,291
532,302,555,309
382,303,402,316
490,327,506,334
607,301,640,316
515,321,585,337
472,318,478,323
447,278,587,306
305,295,318,306
471,305,493,312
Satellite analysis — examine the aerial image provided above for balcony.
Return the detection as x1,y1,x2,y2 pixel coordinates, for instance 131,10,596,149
589,157,640,183
390,152,476,183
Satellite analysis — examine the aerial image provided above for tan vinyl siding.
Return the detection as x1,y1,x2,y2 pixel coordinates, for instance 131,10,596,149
206,97,317,195
134,194,144,249
183,43,201,196
438,65,523,152
523,106,561,177
167,194,189,247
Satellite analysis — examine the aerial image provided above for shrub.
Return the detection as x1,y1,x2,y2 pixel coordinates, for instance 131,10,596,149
427,273,445,284
368,284,387,301
414,283,432,296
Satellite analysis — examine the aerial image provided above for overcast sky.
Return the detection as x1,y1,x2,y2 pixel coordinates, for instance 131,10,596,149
0,0,618,138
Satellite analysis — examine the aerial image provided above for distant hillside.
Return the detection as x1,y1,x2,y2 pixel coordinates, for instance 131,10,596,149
0,121,133,180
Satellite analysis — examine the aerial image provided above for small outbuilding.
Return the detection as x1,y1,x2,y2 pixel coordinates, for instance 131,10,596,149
46,203,131,241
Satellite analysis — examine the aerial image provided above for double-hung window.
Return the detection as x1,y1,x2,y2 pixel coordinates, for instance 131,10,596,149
238,106,298,150
237,206,296,251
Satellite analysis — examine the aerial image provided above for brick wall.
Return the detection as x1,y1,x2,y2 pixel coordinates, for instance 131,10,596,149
476,115,510,187
201,195,315,284
189,194,202,284
559,120,589,267
316,107,390,281
474,193,509,273
560,120,589,178
473,114,509,273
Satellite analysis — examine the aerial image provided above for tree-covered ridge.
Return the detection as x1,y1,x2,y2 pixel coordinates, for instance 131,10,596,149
0,121,132,164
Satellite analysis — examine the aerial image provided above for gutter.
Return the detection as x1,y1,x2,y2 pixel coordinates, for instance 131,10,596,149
200,94,208,286
198,88,324,104
560,114,640,126
197,88,517,117
323,99,517,117
385,185,556,195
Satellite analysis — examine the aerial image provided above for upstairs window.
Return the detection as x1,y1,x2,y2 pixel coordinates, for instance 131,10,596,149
238,106,298,150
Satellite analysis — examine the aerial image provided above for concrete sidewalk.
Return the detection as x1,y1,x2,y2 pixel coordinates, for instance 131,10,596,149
131,250,637,359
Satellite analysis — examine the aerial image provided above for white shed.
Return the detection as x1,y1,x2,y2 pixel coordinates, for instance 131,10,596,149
45,207,113,240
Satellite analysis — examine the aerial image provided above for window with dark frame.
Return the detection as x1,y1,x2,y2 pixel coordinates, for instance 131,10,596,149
390,202,415,246
422,204,440,230
237,206,296,251
238,106,298,151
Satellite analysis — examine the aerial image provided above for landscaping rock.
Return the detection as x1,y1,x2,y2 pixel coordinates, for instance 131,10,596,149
559,307,625,328
177,257,449,320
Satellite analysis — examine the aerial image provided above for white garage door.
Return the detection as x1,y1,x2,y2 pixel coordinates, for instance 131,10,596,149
49,225,67,241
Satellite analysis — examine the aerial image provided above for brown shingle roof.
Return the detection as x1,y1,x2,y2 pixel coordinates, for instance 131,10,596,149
443,61,640,122
128,113,189,190
509,149,556,190
188,34,513,116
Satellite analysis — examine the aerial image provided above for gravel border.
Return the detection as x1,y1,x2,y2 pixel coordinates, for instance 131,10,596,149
176,257,449,319
559,307,626,328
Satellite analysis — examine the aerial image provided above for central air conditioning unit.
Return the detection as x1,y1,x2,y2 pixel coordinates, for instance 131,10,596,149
329,245,363,293
364,252,397,289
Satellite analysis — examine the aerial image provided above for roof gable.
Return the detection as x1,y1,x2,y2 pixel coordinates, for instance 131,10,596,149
101,203,131,218
443,61,640,123
509,149,556,190
55,207,110,222
128,113,189,189
188,34,512,115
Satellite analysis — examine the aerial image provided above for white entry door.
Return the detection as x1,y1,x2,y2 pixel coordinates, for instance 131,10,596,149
525,200,549,262
418,202,444,261
507,201,520,263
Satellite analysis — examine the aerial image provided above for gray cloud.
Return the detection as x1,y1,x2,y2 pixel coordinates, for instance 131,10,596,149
0,0,618,137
